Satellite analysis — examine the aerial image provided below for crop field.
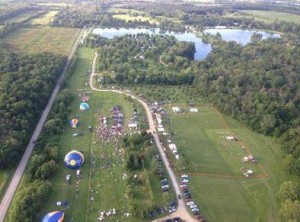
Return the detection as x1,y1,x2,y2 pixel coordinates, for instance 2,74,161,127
4,27,80,56
39,47,173,222
163,104,292,222
31,11,59,25
240,10,300,24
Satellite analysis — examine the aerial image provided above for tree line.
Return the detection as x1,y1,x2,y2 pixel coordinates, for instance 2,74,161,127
7,89,74,222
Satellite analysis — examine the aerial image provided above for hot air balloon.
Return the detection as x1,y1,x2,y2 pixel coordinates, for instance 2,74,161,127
69,118,79,128
80,102,89,111
42,211,64,222
64,150,84,170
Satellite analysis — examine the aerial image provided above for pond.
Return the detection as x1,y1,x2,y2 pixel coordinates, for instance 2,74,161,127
93,28,211,61
204,28,280,45
93,28,280,61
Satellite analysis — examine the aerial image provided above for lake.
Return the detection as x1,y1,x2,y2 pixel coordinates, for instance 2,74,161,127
93,28,280,60
204,28,280,45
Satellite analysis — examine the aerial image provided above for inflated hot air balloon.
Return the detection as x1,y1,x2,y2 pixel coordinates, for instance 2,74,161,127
80,102,89,111
42,211,64,222
69,118,79,128
64,150,84,170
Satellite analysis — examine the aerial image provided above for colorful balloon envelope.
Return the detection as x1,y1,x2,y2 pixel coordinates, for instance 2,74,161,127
64,150,84,170
42,211,64,222
69,118,79,128
80,102,89,111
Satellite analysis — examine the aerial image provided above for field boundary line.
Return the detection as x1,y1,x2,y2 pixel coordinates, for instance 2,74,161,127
212,107,269,178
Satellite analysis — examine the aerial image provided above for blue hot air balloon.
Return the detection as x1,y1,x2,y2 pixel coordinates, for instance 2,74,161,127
64,150,84,170
80,102,89,111
42,211,64,222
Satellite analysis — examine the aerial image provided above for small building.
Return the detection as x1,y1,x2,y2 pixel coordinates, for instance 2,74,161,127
128,123,138,128
158,127,165,132
190,108,198,113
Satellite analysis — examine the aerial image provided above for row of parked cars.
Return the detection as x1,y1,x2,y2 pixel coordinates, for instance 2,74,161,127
180,174,205,221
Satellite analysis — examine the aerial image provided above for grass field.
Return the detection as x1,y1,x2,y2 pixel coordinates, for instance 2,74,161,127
162,103,296,222
4,27,80,56
31,11,59,25
38,47,173,222
240,10,300,24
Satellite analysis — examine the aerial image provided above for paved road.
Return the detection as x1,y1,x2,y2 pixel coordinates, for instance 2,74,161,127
90,53,197,222
0,29,86,222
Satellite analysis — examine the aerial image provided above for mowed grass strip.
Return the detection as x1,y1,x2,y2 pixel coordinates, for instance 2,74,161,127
31,11,59,25
189,176,257,222
4,27,80,56
0,170,12,199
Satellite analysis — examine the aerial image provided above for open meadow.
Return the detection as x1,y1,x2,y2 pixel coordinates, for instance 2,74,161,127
238,10,300,24
37,47,173,222
31,11,59,25
161,104,296,222
4,27,80,56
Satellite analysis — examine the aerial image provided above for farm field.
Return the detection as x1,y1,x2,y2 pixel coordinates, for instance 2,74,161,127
38,47,173,222
4,27,80,56
240,10,300,24
31,11,59,25
164,104,294,222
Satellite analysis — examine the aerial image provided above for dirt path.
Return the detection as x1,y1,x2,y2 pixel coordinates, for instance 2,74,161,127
90,53,197,222
159,55,168,67
0,28,86,222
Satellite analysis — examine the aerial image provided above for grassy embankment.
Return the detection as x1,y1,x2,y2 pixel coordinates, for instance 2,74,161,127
160,103,298,222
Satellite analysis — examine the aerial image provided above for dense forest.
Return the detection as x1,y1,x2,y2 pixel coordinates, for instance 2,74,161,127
0,51,65,168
